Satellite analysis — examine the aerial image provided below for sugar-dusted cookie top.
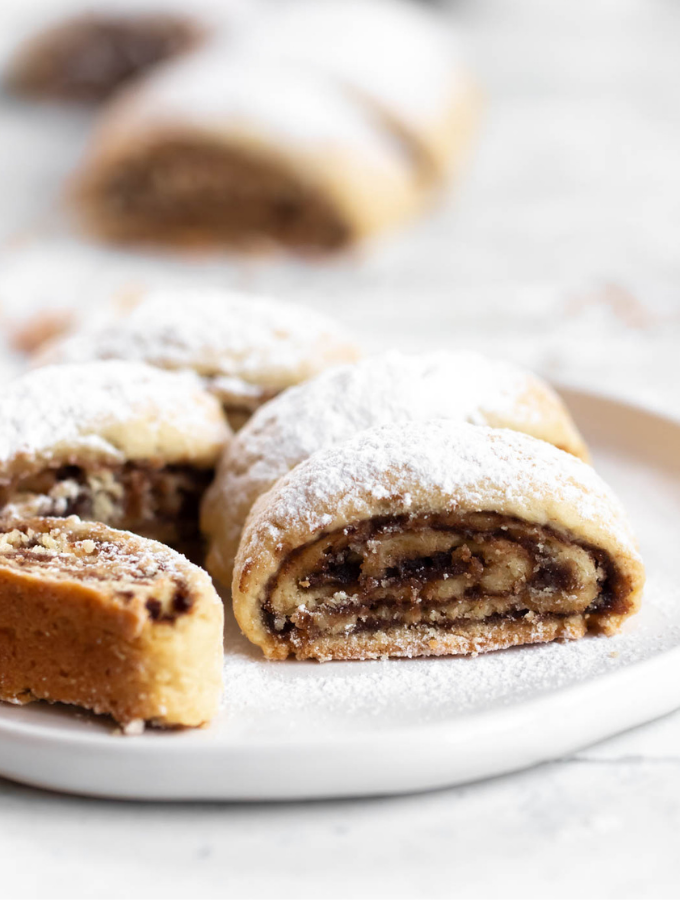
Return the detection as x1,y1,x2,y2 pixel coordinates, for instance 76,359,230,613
0,360,230,478
241,420,635,559
233,420,643,661
242,0,475,174
202,349,588,585
38,287,360,422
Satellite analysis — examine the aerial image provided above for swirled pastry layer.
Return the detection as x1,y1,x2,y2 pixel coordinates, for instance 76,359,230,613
233,422,643,661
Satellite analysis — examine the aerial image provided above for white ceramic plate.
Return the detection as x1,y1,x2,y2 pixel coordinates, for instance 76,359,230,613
0,388,679,801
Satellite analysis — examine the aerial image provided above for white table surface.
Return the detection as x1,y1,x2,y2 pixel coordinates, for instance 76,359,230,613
0,1,679,897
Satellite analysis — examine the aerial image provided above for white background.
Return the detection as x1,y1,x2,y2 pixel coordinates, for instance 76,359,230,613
0,0,679,897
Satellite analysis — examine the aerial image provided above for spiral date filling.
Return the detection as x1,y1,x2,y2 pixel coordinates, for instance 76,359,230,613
0,523,195,621
89,141,351,250
263,512,629,644
0,462,211,553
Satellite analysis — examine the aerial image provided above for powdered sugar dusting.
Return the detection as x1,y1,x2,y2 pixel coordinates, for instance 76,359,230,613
0,401,670,753
40,286,359,397
0,360,228,468
230,348,568,486
99,49,414,176
205,350,584,571
244,0,468,124
245,420,638,554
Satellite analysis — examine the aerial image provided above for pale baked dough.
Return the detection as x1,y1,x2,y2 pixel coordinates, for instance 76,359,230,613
233,422,644,661
0,516,223,728
242,0,479,179
202,350,590,586
36,287,361,430
0,360,230,554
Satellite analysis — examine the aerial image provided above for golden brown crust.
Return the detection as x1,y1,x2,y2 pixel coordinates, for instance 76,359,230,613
0,517,223,727
269,615,588,662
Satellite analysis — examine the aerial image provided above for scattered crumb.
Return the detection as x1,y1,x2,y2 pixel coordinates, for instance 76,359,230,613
120,719,145,736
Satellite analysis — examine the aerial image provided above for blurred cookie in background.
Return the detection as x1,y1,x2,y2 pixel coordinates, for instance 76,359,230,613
72,0,479,252
5,12,203,102
72,53,428,251
2,0,255,103
242,0,479,182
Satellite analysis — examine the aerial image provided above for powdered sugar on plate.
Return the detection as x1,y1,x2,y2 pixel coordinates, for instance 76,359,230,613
220,588,679,735
217,412,676,737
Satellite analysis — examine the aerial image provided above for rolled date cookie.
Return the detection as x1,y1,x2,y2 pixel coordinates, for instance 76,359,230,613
0,361,230,556
0,516,223,728
73,51,437,251
233,422,644,661
202,350,589,586
36,287,360,431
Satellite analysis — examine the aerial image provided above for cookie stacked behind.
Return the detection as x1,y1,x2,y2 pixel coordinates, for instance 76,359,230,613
0,360,230,557
3,1,257,103
4,10,206,102
37,286,360,430
201,349,590,587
